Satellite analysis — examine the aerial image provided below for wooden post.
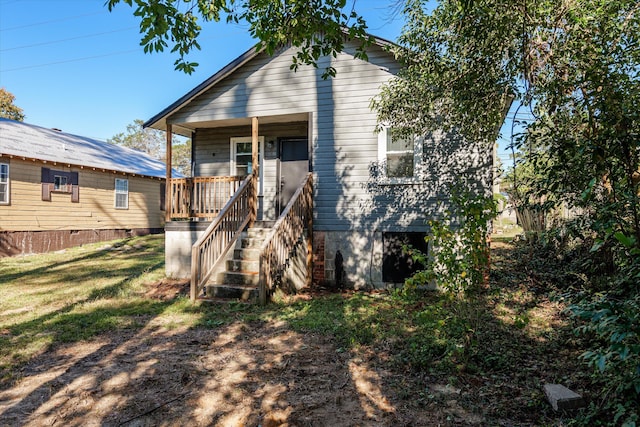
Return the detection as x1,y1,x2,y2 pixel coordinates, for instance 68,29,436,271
165,123,173,223
250,116,259,226
306,176,313,288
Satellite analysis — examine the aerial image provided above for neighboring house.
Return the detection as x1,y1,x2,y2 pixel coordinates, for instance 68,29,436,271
0,118,170,256
146,36,494,301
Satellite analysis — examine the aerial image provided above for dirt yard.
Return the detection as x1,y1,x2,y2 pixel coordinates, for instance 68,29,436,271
0,282,462,426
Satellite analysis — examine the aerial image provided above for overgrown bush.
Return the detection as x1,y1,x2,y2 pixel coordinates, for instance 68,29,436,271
406,185,496,294
568,230,640,425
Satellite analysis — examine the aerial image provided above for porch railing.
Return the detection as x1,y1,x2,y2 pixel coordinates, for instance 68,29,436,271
258,173,313,304
169,176,245,220
190,176,254,301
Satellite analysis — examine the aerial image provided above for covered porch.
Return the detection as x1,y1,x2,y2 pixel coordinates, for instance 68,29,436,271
161,114,314,303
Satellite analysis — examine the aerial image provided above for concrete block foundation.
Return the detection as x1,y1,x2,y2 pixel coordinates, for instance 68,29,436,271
314,230,384,289
164,221,211,278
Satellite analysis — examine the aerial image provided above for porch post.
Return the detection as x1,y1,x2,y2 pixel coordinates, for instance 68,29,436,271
251,116,259,225
165,123,173,223
306,180,313,288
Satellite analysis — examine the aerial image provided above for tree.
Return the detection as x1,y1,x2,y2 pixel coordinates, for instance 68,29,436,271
108,119,165,159
373,2,638,422
0,88,25,121
108,119,192,176
106,0,373,77
373,0,639,241
171,138,192,177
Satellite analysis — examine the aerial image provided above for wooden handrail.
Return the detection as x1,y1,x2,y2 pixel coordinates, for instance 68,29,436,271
169,176,245,220
190,176,253,301
258,173,313,304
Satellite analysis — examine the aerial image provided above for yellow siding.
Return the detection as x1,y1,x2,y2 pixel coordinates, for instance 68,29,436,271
0,158,165,231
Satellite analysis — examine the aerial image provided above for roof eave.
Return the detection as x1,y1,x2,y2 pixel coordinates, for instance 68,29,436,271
143,45,262,132
144,33,398,133
0,152,171,180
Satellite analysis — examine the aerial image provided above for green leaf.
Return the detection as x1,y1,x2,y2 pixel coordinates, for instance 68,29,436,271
613,232,636,248
590,239,605,252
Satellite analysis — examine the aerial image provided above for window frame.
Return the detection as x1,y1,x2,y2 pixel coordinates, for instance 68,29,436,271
53,175,68,191
230,136,265,196
377,127,423,183
114,178,129,209
0,163,9,205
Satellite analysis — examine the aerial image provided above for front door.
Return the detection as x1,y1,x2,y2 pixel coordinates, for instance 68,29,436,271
278,137,309,214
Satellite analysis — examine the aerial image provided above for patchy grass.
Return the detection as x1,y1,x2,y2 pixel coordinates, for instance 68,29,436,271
267,242,591,425
0,236,190,383
1,235,593,425
0,235,275,386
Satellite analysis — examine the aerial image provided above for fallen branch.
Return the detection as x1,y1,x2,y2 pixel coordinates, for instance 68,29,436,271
117,390,192,426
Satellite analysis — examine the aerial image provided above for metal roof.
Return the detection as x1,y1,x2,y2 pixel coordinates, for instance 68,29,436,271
0,118,172,179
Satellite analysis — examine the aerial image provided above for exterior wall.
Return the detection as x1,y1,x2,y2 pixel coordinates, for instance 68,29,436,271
168,41,402,231
280,234,309,293
0,157,165,256
313,230,383,289
165,221,210,278
0,228,162,257
193,122,308,221
167,42,493,288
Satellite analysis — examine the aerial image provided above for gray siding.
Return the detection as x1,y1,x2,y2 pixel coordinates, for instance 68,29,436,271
194,123,308,221
171,41,491,232
362,131,494,233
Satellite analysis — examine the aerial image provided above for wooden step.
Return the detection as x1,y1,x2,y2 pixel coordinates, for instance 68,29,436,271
205,284,258,302
226,258,259,273
217,270,259,286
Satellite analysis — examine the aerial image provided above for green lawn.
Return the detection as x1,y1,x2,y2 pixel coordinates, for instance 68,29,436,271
1,236,181,380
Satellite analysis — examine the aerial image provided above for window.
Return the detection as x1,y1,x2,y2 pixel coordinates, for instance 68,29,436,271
54,175,68,191
115,178,128,209
230,136,264,195
234,141,254,176
41,168,79,201
378,128,422,180
0,163,9,204
160,183,166,211
382,232,429,283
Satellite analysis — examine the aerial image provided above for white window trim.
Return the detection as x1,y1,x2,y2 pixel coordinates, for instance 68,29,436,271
0,163,9,205
114,178,129,209
377,127,423,184
230,136,265,196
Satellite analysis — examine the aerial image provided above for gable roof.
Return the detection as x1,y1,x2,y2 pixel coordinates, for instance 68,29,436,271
144,34,397,135
0,118,172,179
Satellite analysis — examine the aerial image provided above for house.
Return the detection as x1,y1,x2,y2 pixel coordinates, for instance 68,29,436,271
0,118,169,256
145,36,494,302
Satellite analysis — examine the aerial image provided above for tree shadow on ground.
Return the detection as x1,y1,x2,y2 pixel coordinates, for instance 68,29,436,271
0,238,406,426
0,239,593,426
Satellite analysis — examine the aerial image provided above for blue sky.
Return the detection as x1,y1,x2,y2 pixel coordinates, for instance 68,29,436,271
0,0,512,164
0,0,403,141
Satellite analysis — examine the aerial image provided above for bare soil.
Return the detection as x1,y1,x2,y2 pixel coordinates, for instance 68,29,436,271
0,281,456,426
